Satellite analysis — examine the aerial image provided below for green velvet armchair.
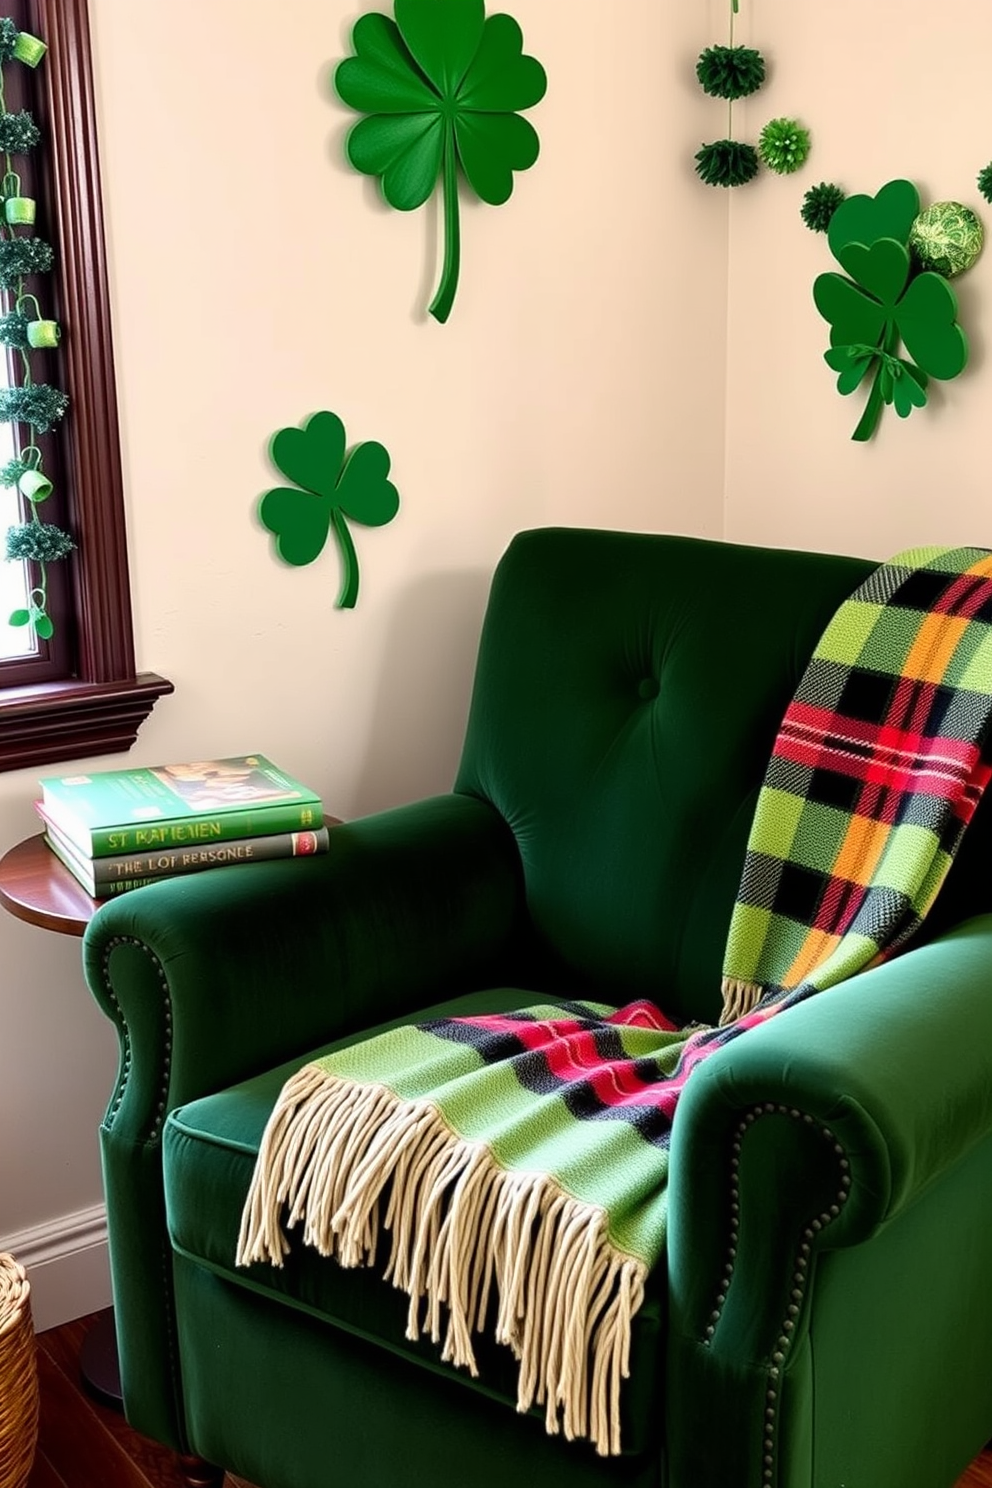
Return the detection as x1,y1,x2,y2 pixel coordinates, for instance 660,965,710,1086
82,528,992,1488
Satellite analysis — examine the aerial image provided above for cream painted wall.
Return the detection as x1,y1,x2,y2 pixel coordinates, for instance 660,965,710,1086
724,0,992,558
0,0,728,1312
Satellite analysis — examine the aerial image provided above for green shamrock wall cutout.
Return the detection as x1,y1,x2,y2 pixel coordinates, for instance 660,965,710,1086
813,179,974,441
259,411,399,608
334,0,547,323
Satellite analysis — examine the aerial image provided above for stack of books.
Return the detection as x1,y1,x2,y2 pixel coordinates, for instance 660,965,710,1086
36,753,328,899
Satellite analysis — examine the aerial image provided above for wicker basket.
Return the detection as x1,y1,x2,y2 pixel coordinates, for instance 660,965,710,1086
0,1253,39,1488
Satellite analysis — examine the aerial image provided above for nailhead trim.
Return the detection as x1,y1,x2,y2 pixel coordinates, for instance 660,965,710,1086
702,1103,853,1488
98,935,185,1424
99,935,173,1140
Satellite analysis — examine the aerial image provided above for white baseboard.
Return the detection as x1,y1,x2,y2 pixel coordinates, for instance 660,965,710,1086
0,1204,111,1332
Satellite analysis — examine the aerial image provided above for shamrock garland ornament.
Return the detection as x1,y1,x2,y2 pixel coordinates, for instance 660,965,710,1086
0,15,72,643
812,179,975,442
259,411,400,609
334,0,547,323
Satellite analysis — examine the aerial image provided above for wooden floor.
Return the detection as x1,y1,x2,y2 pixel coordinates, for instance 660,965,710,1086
964,1455,992,1488
19,1308,992,1487
26,1311,259,1488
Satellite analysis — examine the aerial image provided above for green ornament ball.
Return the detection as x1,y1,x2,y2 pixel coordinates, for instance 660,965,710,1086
694,139,759,189
908,201,984,277
758,117,811,175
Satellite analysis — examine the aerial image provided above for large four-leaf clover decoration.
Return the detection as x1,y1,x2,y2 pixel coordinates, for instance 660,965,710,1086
813,180,969,441
335,0,547,323
259,411,399,609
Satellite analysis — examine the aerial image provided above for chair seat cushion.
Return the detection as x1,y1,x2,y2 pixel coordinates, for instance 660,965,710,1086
164,986,665,1459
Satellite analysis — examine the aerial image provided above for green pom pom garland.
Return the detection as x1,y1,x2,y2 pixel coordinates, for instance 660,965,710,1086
758,117,811,175
0,309,30,347
0,383,69,433
0,109,40,153
0,457,30,488
695,139,760,189
977,163,992,207
0,13,69,643
801,182,846,233
5,521,75,563
0,236,53,288
695,44,766,101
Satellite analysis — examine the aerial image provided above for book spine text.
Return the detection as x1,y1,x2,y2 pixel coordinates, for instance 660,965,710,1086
73,802,324,857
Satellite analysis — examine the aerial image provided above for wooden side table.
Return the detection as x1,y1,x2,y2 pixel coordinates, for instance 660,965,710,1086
0,832,122,1409
0,831,102,933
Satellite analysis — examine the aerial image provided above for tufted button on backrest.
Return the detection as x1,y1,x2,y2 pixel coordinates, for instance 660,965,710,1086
454,528,990,1025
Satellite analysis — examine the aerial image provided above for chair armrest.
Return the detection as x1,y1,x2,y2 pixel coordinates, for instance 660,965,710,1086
82,791,526,1121
81,791,525,1452
665,915,992,1488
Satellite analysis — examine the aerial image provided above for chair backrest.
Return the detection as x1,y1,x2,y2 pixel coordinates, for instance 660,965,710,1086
455,527,992,1025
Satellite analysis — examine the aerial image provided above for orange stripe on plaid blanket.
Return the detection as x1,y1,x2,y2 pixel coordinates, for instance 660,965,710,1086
832,811,890,887
902,612,970,684
783,927,843,989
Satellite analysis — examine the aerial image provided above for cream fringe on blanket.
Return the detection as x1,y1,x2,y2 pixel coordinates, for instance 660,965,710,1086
236,1066,647,1457
720,975,763,1024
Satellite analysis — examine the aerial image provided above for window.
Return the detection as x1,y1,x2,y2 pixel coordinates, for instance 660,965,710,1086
0,0,171,772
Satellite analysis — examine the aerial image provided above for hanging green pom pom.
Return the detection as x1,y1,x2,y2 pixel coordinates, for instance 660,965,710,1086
0,384,69,432
695,45,766,101
758,117,811,175
0,457,30,488
0,110,40,153
5,521,75,563
0,237,54,289
0,310,31,348
695,139,759,189
801,181,846,233
978,163,992,206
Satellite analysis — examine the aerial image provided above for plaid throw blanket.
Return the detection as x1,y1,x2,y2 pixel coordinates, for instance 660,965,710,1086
237,545,992,1456
720,543,992,1021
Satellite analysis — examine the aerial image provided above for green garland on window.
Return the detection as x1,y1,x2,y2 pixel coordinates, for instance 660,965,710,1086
0,17,73,645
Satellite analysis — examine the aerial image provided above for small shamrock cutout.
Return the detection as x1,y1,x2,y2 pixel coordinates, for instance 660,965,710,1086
813,180,968,441
334,0,547,323
259,411,399,608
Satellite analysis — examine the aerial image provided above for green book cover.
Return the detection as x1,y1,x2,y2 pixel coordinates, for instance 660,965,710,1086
39,753,324,857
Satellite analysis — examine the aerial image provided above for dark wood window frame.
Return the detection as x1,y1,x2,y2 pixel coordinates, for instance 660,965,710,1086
0,0,172,772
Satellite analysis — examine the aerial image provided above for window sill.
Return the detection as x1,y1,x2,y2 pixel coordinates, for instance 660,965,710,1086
0,672,174,772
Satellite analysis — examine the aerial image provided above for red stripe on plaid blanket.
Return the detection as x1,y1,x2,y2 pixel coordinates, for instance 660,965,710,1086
450,1009,687,1113
813,877,868,936
931,569,992,618
784,703,978,770
776,736,976,800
